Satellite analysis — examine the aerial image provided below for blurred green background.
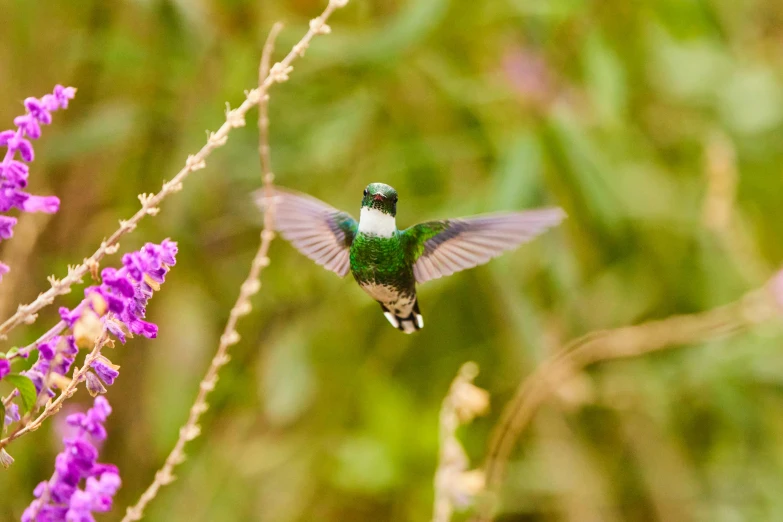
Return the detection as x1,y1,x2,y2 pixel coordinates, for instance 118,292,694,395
3,0,783,520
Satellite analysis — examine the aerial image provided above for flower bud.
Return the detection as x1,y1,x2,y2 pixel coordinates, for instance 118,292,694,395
85,372,107,397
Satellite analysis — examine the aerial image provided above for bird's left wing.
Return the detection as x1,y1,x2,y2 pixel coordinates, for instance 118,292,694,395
256,187,358,277
401,208,566,284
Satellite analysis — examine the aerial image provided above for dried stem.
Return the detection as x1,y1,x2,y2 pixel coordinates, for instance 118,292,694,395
260,22,284,188
7,320,66,362
475,285,779,521
0,334,109,450
120,10,322,518
0,0,347,342
702,133,772,282
433,362,489,522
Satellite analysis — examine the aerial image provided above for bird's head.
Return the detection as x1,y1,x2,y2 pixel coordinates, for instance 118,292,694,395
361,183,398,217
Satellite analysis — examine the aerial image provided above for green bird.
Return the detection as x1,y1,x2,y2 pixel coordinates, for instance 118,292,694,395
260,183,565,334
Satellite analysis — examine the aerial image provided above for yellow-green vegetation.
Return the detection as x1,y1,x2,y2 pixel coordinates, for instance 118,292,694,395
2,0,783,520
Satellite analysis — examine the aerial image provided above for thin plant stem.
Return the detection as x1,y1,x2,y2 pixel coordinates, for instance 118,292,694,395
260,22,284,189
119,6,340,516
0,0,347,342
475,286,778,522
433,362,490,522
7,320,67,362
0,334,110,450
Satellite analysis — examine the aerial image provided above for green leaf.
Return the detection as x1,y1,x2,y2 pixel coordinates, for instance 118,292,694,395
0,400,5,431
4,374,37,414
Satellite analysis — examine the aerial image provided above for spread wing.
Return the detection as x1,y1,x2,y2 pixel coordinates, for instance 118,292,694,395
402,208,565,284
256,187,358,277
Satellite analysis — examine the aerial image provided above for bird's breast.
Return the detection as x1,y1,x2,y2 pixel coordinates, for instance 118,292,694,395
349,233,413,290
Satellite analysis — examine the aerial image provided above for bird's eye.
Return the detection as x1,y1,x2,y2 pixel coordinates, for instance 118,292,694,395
393,196,398,203
363,189,368,197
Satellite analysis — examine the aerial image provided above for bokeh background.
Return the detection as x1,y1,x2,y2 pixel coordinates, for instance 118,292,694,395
3,0,783,520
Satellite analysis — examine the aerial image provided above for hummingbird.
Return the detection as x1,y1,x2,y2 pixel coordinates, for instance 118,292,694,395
259,183,565,334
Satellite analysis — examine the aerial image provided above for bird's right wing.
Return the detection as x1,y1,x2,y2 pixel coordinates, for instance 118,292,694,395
256,187,358,277
402,208,565,284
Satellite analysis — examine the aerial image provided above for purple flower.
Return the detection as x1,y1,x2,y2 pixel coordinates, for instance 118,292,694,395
22,397,120,522
66,472,121,521
24,97,53,126
66,397,111,442
13,114,42,140
21,195,60,213
4,403,20,426
90,359,118,386
25,336,78,395
0,358,9,380
0,84,75,281
2,160,29,186
0,215,17,239
38,340,56,361
64,239,178,344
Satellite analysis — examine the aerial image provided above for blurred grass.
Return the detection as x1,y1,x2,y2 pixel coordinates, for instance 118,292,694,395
2,0,783,520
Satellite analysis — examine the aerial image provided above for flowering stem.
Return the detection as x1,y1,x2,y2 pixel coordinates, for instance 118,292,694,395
433,363,490,522
7,320,67,362
120,3,347,516
0,334,109,451
0,0,346,341
121,237,273,521
259,21,284,190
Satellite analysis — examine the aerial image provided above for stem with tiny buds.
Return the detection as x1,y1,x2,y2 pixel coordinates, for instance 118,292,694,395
0,0,348,343
120,2,347,517
0,334,110,451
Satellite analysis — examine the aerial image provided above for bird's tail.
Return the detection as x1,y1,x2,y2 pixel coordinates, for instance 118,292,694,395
380,300,423,334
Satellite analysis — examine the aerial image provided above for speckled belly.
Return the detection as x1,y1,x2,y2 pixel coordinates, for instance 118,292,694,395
359,282,416,315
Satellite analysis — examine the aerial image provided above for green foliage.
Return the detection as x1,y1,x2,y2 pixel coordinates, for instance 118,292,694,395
3,375,36,415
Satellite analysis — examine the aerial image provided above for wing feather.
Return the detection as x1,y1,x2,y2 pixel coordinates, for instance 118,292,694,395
405,208,565,284
255,188,358,277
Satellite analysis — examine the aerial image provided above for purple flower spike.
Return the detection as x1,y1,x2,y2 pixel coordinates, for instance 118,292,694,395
60,239,178,346
23,396,119,522
24,97,53,125
52,85,77,109
0,84,76,281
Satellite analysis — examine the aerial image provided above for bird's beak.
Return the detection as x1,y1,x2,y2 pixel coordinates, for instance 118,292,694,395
373,193,385,202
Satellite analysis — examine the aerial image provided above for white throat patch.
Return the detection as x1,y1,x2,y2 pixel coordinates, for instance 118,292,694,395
358,207,396,237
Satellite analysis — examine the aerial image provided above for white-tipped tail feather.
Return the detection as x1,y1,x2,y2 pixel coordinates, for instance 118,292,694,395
380,301,423,334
